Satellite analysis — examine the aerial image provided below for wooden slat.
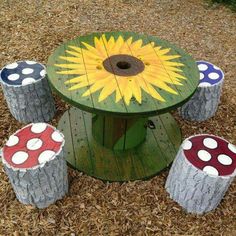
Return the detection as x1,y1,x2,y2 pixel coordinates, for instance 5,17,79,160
47,32,199,116
58,108,181,181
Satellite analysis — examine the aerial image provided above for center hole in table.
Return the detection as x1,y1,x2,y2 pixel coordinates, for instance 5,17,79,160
116,61,131,70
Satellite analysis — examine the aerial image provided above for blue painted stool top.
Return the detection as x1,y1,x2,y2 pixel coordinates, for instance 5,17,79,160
197,61,224,88
0,61,46,86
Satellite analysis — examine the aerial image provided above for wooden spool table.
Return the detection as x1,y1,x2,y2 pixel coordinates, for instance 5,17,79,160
47,32,199,181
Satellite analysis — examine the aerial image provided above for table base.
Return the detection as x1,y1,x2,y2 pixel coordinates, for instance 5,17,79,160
58,107,182,181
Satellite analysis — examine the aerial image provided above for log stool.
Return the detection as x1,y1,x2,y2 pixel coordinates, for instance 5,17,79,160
179,61,224,121
0,60,56,123
1,123,68,208
165,134,236,214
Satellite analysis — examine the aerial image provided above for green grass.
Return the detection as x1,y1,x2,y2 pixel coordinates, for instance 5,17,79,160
211,0,236,11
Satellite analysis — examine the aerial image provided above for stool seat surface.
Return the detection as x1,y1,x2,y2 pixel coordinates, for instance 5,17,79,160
0,61,46,86
2,123,64,170
197,61,224,88
183,134,236,176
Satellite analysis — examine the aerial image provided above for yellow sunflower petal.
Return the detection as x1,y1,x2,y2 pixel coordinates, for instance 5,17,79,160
112,36,125,54
55,63,82,69
68,81,90,91
98,80,116,102
59,56,83,63
130,39,143,51
143,74,178,95
94,37,107,58
116,77,127,103
66,50,81,57
129,79,142,104
64,74,88,84
163,61,184,67
82,77,112,97
106,36,116,53
123,86,133,105
155,48,171,55
82,41,104,58
138,76,165,102
68,46,82,53
57,69,86,75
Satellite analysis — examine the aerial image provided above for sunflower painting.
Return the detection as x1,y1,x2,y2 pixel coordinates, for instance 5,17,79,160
55,34,186,105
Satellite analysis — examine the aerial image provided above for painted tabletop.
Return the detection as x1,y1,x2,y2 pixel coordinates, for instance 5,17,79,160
47,32,199,117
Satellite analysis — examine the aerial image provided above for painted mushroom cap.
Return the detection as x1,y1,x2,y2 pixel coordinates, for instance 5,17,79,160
197,61,224,88
0,60,46,86
183,134,236,177
2,123,64,170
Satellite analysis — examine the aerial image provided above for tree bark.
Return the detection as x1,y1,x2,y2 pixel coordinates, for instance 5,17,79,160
179,81,223,121
1,77,56,123
165,148,234,214
3,148,68,209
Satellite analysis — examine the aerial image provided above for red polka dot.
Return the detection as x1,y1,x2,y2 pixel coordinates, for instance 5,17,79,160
2,123,64,169
183,134,236,176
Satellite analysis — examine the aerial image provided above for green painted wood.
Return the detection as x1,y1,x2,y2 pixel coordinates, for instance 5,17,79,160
92,114,147,150
58,107,182,181
47,31,199,117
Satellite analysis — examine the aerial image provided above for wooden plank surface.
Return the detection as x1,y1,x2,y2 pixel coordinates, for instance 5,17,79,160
47,31,199,117
58,107,182,181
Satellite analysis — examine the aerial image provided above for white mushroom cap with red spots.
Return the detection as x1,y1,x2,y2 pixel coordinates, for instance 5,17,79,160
182,134,236,177
2,123,64,170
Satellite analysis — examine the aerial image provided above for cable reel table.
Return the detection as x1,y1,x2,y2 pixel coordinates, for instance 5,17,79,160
47,32,199,181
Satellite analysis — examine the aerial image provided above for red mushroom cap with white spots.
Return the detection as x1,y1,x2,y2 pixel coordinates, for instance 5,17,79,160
182,134,236,177
2,123,64,170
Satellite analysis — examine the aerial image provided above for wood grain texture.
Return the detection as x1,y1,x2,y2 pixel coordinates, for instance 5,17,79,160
58,107,182,181
179,81,223,121
3,148,68,208
1,77,56,123
165,148,234,214
47,32,199,117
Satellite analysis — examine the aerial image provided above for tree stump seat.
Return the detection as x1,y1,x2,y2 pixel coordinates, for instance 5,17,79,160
0,60,56,123
165,134,236,214
1,123,68,208
179,61,224,121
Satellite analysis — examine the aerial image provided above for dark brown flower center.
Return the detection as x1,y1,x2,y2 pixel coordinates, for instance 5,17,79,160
102,54,145,76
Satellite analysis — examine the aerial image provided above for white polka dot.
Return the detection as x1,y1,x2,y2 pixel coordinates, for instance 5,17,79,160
203,138,218,149
22,68,34,75
208,72,220,80
11,151,29,165
51,131,64,142
40,69,46,77
213,65,220,70
200,72,204,80
31,123,47,133
26,138,43,150
199,82,211,87
6,62,18,69
217,154,232,166
6,135,19,147
228,143,236,154
203,166,219,176
25,60,36,65
38,150,56,164
8,73,20,81
198,64,208,71
197,150,212,162
22,77,36,85
183,140,192,150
